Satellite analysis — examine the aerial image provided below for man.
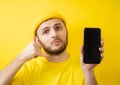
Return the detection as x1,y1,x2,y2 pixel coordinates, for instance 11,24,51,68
0,12,104,85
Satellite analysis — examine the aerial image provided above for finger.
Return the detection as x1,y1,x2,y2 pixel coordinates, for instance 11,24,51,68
30,38,35,44
40,53,49,57
80,46,84,64
37,50,49,57
34,50,48,58
100,39,104,47
80,46,84,54
99,47,104,53
35,47,49,58
100,54,104,61
33,37,37,45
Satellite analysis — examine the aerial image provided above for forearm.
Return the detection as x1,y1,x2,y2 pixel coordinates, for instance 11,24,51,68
0,55,27,85
84,69,98,85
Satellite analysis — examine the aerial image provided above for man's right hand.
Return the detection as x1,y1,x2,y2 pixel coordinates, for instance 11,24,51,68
0,37,48,85
19,37,48,61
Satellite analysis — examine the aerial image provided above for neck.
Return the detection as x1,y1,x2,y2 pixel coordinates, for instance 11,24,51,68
46,50,69,63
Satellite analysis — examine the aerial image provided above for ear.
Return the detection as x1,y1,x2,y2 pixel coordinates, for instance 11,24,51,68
34,37,42,48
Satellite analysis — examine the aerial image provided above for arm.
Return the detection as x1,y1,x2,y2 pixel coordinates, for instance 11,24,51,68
0,37,46,85
0,55,27,85
80,59,98,85
80,40,104,85
83,68,98,85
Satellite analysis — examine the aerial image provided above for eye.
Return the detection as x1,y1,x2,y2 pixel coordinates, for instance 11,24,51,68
43,30,49,34
55,26,62,31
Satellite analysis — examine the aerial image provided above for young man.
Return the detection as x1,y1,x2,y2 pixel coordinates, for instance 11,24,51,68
0,12,104,85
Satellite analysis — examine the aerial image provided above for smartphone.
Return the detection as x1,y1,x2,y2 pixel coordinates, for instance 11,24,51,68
83,28,101,64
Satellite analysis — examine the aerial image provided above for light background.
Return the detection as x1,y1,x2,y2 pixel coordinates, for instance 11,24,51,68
0,0,120,85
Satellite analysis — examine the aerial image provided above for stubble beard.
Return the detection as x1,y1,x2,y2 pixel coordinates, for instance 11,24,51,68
39,36,68,55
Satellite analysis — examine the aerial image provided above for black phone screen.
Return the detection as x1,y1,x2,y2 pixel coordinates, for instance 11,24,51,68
83,28,101,64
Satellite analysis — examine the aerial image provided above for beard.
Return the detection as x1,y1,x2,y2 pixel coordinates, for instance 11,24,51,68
39,35,68,55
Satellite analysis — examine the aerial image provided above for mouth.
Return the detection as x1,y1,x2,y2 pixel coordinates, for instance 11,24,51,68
51,39,62,46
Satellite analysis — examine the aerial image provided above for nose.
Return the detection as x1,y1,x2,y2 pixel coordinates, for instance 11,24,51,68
51,29,58,38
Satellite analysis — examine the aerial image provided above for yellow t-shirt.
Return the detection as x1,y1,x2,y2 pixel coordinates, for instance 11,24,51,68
11,55,100,85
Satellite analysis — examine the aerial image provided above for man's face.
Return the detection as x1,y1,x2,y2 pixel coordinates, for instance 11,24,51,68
36,18,68,55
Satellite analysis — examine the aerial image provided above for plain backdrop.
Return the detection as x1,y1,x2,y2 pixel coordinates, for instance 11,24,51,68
0,0,120,85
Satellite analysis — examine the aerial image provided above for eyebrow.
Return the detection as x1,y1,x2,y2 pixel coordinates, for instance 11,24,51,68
54,23,61,26
41,27,50,32
41,23,62,32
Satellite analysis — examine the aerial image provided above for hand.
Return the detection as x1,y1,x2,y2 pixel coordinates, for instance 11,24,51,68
80,40,104,74
19,37,48,61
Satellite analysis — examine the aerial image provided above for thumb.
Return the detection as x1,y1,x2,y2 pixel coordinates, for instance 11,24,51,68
80,46,84,56
40,53,49,58
34,53,49,58
35,48,48,58
80,46,84,63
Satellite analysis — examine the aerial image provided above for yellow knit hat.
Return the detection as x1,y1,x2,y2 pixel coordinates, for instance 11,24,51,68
33,12,66,36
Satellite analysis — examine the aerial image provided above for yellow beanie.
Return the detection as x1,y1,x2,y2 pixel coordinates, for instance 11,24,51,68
33,12,66,36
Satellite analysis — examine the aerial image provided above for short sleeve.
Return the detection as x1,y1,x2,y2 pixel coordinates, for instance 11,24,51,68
10,66,24,85
10,60,34,85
